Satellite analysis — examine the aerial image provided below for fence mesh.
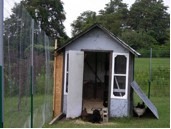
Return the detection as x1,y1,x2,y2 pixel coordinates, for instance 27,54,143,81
3,2,53,128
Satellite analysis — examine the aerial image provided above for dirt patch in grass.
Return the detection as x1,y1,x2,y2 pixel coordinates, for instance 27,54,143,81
74,119,118,126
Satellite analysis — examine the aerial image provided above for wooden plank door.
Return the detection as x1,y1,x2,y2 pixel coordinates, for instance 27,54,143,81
66,51,84,118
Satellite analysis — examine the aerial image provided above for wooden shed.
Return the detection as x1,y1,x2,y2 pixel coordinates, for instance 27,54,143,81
53,24,141,119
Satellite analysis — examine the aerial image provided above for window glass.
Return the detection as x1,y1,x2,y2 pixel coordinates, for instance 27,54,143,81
65,52,69,94
113,76,126,97
66,53,69,71
66,73,68,93
114,55,126,74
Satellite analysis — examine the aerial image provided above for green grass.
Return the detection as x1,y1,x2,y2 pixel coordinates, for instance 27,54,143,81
4,95,52,128
44,58,170,128
44,97,169,128
134,58,170,97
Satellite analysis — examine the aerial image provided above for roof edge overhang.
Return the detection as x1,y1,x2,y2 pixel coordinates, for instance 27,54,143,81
55,23,141,56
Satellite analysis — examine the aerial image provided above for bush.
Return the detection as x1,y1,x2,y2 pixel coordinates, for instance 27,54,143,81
121,30,157,50
138,44,170,58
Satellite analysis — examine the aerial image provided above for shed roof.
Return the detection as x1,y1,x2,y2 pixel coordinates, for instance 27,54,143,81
56,24,140,56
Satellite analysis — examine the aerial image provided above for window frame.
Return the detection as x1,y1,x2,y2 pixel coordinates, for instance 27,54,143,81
111,53,129,99
64,51,69,95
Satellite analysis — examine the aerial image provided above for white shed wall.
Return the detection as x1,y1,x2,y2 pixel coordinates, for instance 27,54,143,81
65,28,129,53
62,27,135,118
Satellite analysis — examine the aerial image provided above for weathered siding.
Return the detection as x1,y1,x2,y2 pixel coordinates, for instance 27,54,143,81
53,53,64,117
110,99,128,117
63,95,67,114
65,28,129,53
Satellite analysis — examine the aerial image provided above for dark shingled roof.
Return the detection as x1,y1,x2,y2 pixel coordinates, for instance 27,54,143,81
56,23,140,56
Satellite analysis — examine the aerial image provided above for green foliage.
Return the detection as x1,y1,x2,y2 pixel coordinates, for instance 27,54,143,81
4,74,19,97
71,0,128,37
120,29,170,57
129,0,170,44
4,95,53,127
134,58,170,97
138,43,170,57
70,0,170,57
121,30,157,50
71,11,97,36
22,0,69,41
103,0,128,14
35,71,45,95
3,3,32,59
97,14,122,36
35,62,53,95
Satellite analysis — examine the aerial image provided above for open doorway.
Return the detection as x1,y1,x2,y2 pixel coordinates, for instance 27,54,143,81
82,51,110,114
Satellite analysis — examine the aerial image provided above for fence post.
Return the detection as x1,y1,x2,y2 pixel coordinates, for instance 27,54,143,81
0,0,4,128
30,19,34,128
148,48,152,98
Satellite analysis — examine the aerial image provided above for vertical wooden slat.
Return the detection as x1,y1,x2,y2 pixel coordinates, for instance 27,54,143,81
53,52,56,112
53,52,63,117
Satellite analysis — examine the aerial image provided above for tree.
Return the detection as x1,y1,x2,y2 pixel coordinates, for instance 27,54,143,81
121,30,158,50
97,14,122,35
3,2,54,111
22,0,69,42
128,0,170,44
70,0,169,57
71,0,129,37
71,11,97,36
103,0,128,16
3,3,32,111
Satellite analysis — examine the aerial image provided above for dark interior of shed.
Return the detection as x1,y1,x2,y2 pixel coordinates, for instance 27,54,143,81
82,51,110,114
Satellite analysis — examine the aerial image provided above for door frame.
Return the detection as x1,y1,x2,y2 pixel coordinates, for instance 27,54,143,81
82,50,112,113
110,52,129,99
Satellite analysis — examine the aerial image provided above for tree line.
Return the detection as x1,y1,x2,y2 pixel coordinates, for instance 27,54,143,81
71,0,170,57
4,0,170,56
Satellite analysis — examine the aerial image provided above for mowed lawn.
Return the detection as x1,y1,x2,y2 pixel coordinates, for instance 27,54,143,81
44,58,170,128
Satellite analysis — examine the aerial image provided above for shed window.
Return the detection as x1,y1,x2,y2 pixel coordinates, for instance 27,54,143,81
64,52,69,94
114,55,126,74
113,76,126,97
111,53,129,99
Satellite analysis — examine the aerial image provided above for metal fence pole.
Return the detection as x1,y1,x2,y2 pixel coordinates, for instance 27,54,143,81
30,19,34,128
0,0,4,128
148,48,152,98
